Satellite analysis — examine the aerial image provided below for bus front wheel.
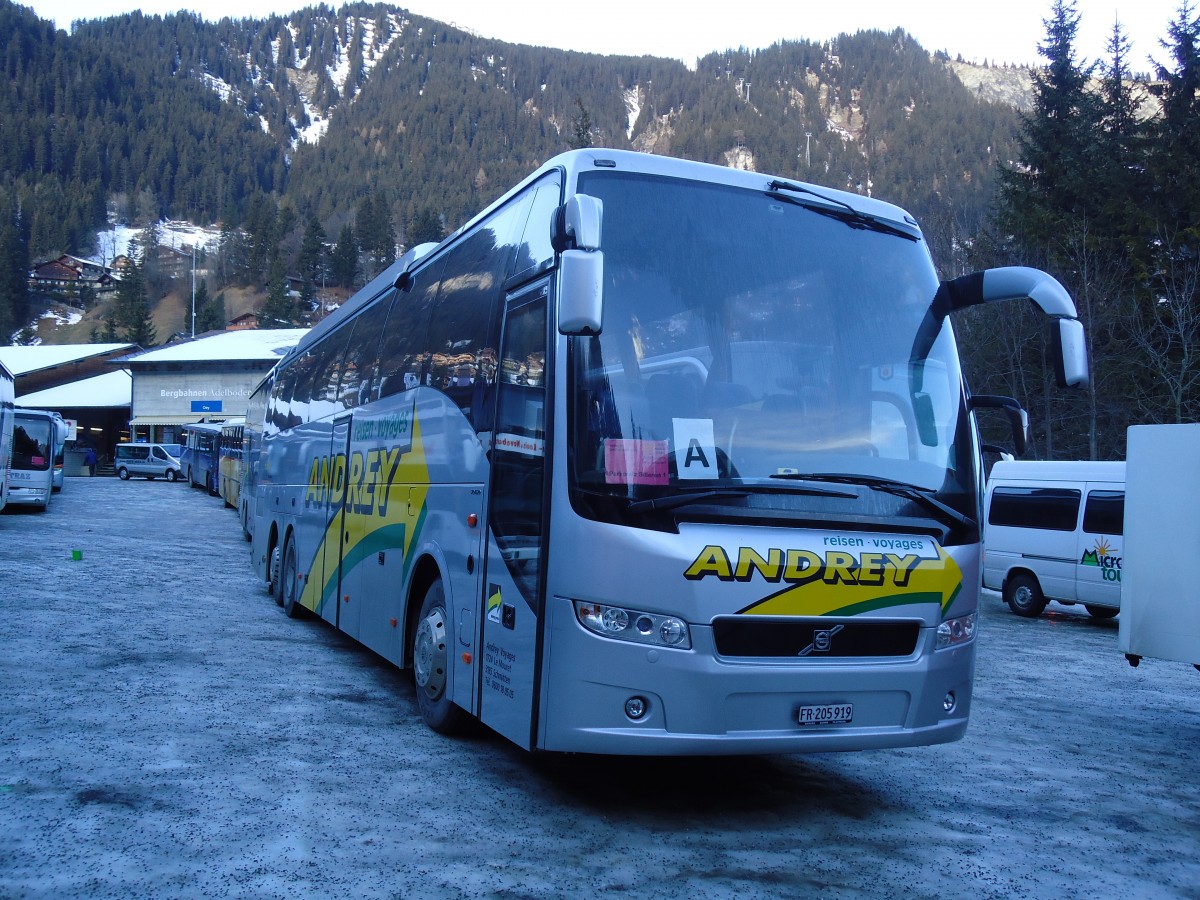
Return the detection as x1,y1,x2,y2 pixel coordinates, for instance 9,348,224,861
412,581,472,735
1005,573,1047,618
165,469,179,482
117,467,130,480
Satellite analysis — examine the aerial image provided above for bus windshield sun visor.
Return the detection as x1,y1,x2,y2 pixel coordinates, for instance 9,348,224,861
764,179,920,241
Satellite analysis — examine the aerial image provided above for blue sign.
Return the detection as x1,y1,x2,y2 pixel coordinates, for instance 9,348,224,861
191,400,223,413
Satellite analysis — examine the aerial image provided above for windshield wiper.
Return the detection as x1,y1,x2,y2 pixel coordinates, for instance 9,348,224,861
769,472,974,531
765,179,919,241
625,482,855,515
626,489,750,515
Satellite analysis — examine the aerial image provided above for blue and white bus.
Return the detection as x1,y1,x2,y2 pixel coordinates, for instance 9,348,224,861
245,149,1088,755
182,422,223,495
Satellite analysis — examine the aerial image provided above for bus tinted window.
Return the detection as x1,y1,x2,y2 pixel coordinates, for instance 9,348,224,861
377,279,438,400
426,198,531,423
1082,490,1124,535
338,300,391,408
988,487,1081,531
511,175,560,282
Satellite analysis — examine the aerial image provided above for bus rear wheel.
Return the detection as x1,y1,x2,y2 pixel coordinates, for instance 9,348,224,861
1085,604,1119,619
280,535,304,619
1005,573,1047,618
412,580,472,735
269,544,283,602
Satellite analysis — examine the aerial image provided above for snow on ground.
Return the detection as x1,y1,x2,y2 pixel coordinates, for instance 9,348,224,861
0,480,1198,898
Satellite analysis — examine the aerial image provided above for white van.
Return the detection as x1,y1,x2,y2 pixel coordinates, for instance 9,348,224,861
983,460,1125,618
114,442,184,482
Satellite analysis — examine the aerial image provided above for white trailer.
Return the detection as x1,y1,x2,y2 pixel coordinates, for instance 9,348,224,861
1119,424,1200,671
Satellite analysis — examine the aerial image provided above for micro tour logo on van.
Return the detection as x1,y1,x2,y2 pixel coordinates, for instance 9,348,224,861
1081,537,1122,582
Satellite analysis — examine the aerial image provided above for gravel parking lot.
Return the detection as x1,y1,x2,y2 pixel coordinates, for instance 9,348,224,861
2,477,1198,899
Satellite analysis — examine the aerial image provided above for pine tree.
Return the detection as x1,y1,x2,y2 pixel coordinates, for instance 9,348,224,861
407,207,444,246
260,254,294,326
997,0,1100,249
1148,2,1200,240
569,97,593,149
298,215,326,304
0,194,29,343
330,222,358,288
114,257,156,346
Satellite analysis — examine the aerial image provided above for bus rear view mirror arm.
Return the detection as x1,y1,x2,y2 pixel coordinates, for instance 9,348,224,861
970,394,1030,457
934,266,1090,390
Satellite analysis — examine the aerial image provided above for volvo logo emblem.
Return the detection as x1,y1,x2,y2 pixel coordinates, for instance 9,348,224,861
798,623,844,656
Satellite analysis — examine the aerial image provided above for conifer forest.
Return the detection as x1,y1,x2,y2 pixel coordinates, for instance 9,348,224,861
1,0,1198,460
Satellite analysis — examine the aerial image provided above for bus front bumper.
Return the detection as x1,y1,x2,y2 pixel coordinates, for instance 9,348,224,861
539,598,975,756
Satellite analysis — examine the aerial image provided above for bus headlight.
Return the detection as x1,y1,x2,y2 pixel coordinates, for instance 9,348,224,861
936,612,977,649
575,601,691,650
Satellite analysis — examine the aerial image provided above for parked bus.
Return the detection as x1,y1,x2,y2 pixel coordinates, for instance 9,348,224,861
218,418,246,513
245,149,1088,755
9,408,69,511
0,361,13,512
181,422,223,495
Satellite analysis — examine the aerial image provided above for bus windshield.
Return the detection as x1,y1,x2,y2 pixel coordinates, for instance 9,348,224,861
569,170,974,535
13,418,52,471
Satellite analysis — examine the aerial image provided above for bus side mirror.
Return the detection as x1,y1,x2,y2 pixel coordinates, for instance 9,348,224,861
556,194,604,335
558,250,604,335
1053,317,1088,389
937,266,1090,389
970,394,1029,457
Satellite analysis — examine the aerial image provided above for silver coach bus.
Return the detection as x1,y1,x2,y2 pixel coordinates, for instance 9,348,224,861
245,149,1088,755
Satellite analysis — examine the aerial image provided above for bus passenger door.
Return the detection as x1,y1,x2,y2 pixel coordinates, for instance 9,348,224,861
480,286,549,750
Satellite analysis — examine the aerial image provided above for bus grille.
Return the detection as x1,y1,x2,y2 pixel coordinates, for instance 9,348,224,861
711,618,921,658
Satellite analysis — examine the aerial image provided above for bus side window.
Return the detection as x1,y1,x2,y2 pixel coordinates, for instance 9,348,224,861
510,175,562,282
337,299,390,408
377,278,439,401
426,192,534,425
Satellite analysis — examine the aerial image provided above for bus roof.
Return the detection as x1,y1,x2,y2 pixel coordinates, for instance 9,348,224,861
272,149,924,378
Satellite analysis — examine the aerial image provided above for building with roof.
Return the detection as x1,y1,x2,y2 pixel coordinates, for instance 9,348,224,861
27,255,120,303
120,329,306,443
0,344,138,466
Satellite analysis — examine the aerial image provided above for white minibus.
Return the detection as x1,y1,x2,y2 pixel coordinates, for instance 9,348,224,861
984,460,1124,618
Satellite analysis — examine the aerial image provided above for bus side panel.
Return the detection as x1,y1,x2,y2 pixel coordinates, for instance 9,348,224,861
478,535,540,750
291,417,340,620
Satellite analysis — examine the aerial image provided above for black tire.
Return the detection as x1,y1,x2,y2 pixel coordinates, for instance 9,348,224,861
412,580,473,735
1085,604,1119,619
1004,573,1048,618
165,469,178,482
117,467,130,480
268,544,283,602
279,535,304,619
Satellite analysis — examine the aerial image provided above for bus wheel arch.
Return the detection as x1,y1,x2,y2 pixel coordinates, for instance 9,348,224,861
408,561,472,735
1004,570,1047,618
